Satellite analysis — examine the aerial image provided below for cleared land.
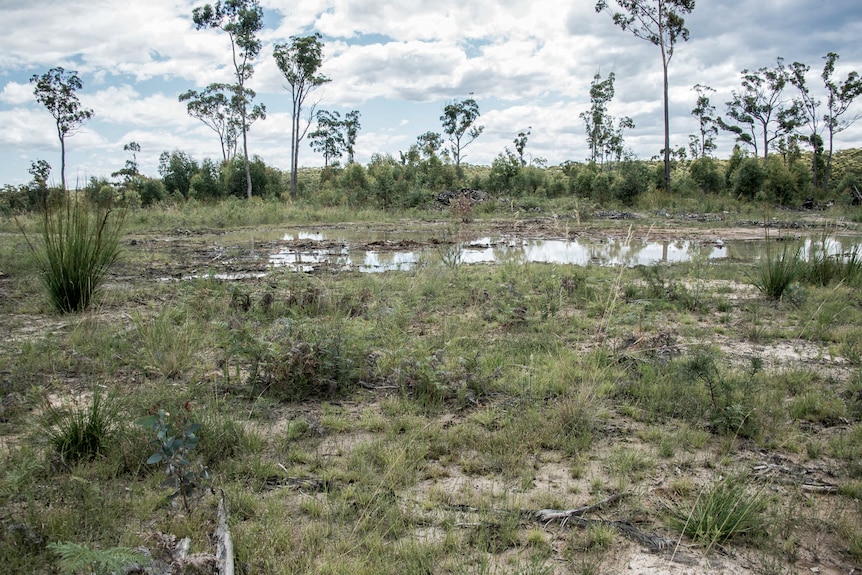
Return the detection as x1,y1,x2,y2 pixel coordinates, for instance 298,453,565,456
2,206,862,574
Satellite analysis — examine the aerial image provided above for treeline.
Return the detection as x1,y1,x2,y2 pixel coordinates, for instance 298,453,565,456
3,146,861,216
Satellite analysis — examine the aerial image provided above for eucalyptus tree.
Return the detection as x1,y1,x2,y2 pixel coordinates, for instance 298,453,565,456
821,52,862,191
580,72,615,166
30,67,94,191
688,84,718,159
308,109,361,167
718,58,803,160
440,98,484,171
193,0,266,199
180,83,252,163
112,141,141,184
274,33,330,198
514,128,531,166
308,110,345,167
788,61,823,188
595,0,696,194
343,110,361,164
580,72,634,169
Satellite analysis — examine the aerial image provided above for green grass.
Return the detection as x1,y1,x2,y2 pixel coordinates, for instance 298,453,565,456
749,245,801,300
41,391,118,464
20,196,124,313
667,474,767,552
2,202,862,573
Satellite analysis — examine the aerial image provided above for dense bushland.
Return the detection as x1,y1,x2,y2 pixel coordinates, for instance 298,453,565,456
3,147,861,216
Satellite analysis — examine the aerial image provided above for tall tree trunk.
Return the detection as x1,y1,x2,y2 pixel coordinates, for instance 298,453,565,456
240,83,252,199
290,98,298,199
824,128,834,193
661,53,670,194
58,122,67,191
242,127,252,199
811,141,819,190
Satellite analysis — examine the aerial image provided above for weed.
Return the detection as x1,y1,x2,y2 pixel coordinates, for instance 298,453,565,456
667,474,767,551
449,193,474,223
250,321,365,401
390,348,494,408
42,390,118,464
679,349,760,438
20,196,124,313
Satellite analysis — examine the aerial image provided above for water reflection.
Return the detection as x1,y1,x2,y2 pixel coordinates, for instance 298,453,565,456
267,233,739,272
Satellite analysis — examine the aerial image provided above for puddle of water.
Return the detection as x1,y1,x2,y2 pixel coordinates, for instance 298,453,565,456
267,233,739,273
159,228,862,277
267,232,862,273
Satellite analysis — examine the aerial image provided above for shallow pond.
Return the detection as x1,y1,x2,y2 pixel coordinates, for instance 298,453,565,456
264,230,862,273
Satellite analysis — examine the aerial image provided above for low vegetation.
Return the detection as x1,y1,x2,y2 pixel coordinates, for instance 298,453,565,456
2,194,862,574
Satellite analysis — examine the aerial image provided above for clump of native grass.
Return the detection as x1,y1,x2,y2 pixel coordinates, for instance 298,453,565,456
666,473,768,553
749,245,800,301
799,234,862,287
19,193,124,313
41,390,119,464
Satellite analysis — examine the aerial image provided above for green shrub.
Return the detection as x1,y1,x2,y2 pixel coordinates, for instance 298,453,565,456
613,161,652,205
733,157,765,199
764,156,799,205
138,178,165,206
21,196,124,313
689,157,724,193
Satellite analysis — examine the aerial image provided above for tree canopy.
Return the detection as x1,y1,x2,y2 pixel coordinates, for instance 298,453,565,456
30,67,94,190
440,98,484,170
596,0,696,193
273,33,330,198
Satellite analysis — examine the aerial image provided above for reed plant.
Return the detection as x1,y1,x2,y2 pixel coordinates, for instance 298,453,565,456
749,245,800,300
20,194,124,312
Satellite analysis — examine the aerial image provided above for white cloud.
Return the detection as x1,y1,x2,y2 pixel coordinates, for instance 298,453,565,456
1,0,861,184
0,81,33,105
85,86,189,127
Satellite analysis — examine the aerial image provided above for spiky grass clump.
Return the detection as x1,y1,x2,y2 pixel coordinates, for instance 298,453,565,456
667,474,767,552
42,391,118,463
749,246,800,300
23,195,124,313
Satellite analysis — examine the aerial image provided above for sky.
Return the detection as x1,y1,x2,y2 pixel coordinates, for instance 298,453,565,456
0,0,860,186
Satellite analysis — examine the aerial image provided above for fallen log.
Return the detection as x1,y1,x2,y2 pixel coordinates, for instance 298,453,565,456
216,491,234,575
535,492,676,553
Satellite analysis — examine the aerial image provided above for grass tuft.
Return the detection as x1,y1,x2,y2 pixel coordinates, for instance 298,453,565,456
749,245,800,300
667,474,767,552
20,195,124,313
41,391,118,464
